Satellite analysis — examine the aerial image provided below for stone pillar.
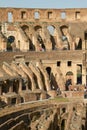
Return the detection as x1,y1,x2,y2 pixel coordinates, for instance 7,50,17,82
82,41,85,50
82,52,86,85
25,82,29,90
19,79,22,92
82,68,86,85
9,81,13,92
73,64,77,84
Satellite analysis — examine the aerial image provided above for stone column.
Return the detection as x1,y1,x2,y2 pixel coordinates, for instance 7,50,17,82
73,64,77,85
25,82,29,91
82,68,86,85
82,52,86,85
9,80,13,92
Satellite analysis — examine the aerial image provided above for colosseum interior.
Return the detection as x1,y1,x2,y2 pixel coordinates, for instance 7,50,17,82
0,7,87,130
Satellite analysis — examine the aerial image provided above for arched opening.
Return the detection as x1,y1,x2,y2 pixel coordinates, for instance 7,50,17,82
65,71,73,90
34,25,42,32
66,71,73,76
21,97,24,103
62,107,66,113
22,79,27,90
46,67,51,79
47,25,56,50
21,25,34,51
2,81,9,93
60,25,71,50
47,25,55,36
75,37,82,50
34,25,45,51
11,98,16,105
13,80,19,93
60,25,68,36
7,36,15,51
77,64,82,84
21,25,29,33
61,119,65,130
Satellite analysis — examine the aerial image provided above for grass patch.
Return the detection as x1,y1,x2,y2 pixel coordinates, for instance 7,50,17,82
50,97,69,102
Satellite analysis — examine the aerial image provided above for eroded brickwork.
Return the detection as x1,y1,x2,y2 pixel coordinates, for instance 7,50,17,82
0,7,87,130
0,100,86,130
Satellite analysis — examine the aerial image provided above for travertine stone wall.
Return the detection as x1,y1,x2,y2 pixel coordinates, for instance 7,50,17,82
0,8,87,52
0,101,86,130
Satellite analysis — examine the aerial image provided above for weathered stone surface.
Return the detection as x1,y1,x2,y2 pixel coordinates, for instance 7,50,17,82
0,7,87,130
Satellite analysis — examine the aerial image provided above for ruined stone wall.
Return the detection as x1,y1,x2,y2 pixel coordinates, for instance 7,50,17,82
0,8,87,22
0,100,86,130
0,8,87,52
0,7,87,129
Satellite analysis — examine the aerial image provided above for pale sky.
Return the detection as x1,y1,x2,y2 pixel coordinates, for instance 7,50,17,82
0,0,87,9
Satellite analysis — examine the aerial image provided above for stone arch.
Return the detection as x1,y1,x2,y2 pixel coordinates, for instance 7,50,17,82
66,71,73,76
47,25,56,50
21,24,35,51
60,25,75,50
60,25,69,50
34,25,42,32
34,25,45,51
21,25,29,33
60,25,68,36
65,71,73,90
47,25,55,36
7,35,15,51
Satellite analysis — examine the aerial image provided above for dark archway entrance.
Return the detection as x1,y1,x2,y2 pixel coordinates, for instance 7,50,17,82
46,67,51,79
11,98,16,105
47,25,56,50
61,119,65,130
7,36,15,51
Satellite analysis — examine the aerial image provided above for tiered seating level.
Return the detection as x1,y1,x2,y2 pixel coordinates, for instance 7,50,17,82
0,50,83,66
